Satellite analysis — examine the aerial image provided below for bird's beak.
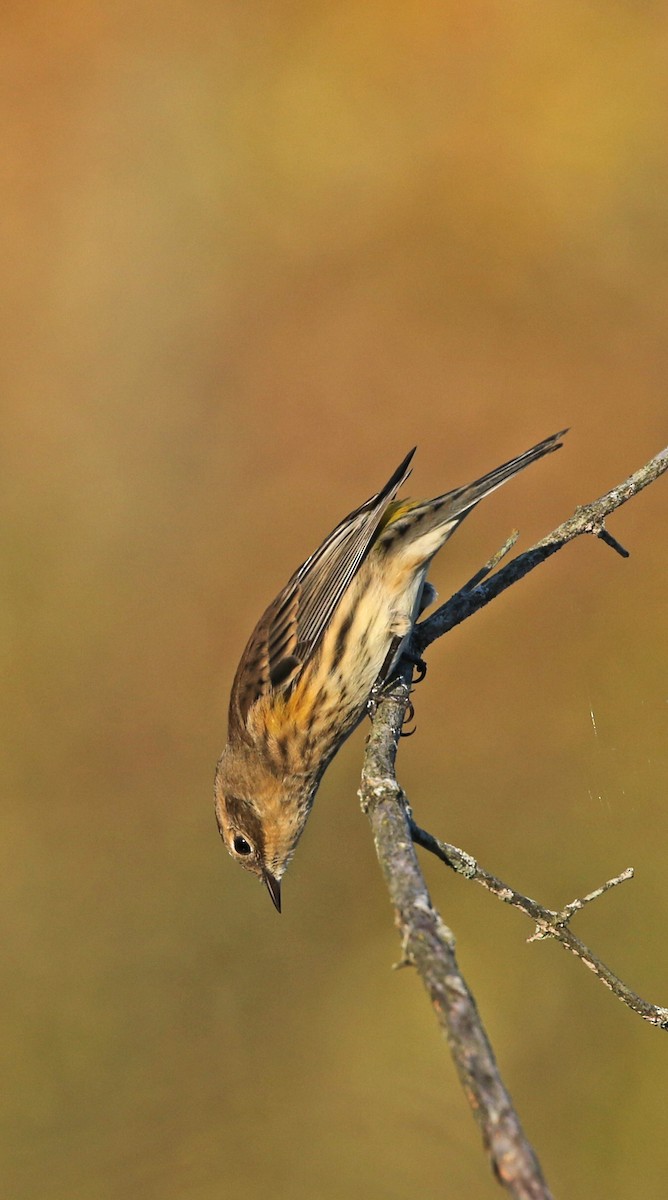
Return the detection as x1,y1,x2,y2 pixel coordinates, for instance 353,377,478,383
263,871,282,914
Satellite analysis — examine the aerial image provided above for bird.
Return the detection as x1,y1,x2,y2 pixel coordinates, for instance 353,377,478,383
215,430,566,912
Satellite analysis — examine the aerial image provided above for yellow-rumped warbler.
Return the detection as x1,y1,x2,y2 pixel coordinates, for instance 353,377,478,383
215,432,565,911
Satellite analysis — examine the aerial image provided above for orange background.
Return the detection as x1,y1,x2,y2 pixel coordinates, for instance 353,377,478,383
3,4,667,1198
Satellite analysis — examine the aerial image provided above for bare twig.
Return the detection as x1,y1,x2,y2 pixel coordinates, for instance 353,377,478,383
557,867,634,920
413,445,668,653
361,445,667,1194
410,825,668,1028
458,530,520,593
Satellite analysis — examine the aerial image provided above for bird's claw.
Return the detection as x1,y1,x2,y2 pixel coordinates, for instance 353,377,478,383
400,699,416,737
410,656,427,684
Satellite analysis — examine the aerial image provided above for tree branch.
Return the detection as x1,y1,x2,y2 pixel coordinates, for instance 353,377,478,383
360,678,554,1200
413,444,667,653
410,825,668,1028
359,445,667,1196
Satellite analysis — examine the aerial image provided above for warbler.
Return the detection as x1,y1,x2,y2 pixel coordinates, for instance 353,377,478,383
215,431,565,911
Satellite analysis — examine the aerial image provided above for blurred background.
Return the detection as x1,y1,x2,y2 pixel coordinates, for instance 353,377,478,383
2,2,667,1197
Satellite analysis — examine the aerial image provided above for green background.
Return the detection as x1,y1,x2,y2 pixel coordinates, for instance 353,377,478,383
3,4,667,1198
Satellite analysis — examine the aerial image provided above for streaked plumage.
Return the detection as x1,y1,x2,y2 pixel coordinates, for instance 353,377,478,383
215,431,566,911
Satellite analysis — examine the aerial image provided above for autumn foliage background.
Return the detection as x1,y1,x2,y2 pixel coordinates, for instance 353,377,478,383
3,4,667,1199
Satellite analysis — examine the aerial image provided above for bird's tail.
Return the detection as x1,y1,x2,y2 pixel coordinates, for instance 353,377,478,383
380,429,567,547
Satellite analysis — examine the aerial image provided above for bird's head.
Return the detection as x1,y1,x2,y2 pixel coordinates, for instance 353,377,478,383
214,741,315,913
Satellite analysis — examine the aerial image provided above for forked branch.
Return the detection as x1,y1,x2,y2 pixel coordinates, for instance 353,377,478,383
410,825,668,1027
413,445,667,653
359,444,667,1197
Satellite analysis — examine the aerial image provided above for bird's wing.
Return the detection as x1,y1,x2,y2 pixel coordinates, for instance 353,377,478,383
228,449,415,733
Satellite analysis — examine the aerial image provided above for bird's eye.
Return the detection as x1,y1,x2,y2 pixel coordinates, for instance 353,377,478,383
233,835,253,856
